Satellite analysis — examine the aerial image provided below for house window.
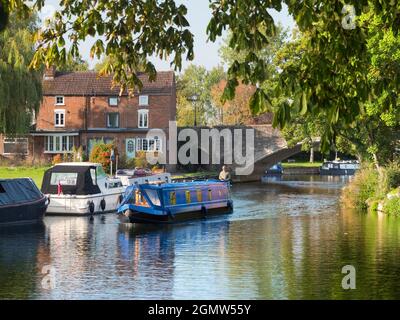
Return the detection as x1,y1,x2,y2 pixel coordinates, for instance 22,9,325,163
54,110,65,127
127,140,135,153
45,135,74,153
139,95,149,106
136,137,162,152
138,109,148,128
109,97,119,106
107,113,119,128
55,96,65,105
2,137,28,155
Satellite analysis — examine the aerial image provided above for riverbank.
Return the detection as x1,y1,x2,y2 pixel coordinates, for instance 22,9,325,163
0,164,323,188
341,162,400,215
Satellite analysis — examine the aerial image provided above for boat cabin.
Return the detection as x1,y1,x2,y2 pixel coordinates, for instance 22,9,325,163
41,163,108,195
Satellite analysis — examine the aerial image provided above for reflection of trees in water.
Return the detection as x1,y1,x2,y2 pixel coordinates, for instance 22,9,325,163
0,223,48,299
225,204,400,299
335,208,400,299
224,212,346,299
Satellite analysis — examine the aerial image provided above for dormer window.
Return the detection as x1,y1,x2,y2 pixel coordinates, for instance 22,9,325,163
55,96,64,105
139,95,149,106
109,97,119,106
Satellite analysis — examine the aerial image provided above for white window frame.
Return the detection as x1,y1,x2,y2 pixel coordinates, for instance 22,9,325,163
138,109,149,128
139,95,149,106
109,97,119,107
107,112,119,128
55,96,65,105
54,109,65,127
136,137,162,152
44,135,74,153
2,137,29,155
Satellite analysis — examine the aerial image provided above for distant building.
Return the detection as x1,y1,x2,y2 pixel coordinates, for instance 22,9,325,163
0,67,176,164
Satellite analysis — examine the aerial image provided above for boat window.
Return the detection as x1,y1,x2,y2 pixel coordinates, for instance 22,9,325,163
90,168,97,185
107,181,122,189
145,189,161,206
196,189,202,202
50,173,78,186
208,189,212,201
170,191,176,205
0,183,5,193
185,190,191,203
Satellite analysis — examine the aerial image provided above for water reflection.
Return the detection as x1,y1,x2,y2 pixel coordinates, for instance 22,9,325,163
0,223,48,299
1,176,400,299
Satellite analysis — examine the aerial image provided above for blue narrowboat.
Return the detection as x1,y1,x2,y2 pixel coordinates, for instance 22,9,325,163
117,180,233,224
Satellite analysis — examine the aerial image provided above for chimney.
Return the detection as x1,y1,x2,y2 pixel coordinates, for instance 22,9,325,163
44,66,56,80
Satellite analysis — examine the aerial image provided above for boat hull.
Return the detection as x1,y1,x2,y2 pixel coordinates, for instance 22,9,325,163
320,169,356,176
0,197,48,225
45,191,124,216
124,205,233,224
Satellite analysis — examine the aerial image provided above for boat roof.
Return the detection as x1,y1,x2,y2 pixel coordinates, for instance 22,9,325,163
54,162,101,167
0,178,43,205
138,180,228,190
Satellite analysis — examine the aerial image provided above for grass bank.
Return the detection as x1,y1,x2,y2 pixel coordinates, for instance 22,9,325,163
282,162,322,168
0,166,49,188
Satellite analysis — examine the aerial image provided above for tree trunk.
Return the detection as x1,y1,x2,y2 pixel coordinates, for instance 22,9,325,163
372,152,386,192
309,147,314,163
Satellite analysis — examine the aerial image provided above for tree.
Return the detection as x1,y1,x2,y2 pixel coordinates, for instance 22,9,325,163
176,65,225,126
58,55,89,72
0,11,41,134
211,80,255,125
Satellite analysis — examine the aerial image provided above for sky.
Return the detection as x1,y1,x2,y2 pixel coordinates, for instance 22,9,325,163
40,0,296,72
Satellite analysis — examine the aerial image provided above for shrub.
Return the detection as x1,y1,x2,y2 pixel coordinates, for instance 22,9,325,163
341,164,379,210
384,197,400,216
134,151,150,168
118,154,136,169
72,145,84,162
52,154,62,166
89,142,117,173
384,161,400,190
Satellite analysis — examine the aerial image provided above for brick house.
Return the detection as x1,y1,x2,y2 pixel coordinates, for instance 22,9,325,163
0,67,176,164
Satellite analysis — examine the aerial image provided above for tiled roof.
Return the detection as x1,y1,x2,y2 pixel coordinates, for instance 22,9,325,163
43,71,175,96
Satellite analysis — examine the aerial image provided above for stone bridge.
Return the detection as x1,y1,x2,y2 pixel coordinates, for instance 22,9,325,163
176,125,319,182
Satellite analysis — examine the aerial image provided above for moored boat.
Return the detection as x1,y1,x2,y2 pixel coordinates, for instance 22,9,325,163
116,168,171,186
0,178,48,225
320,160,360,176
41,162,126,216
117,180,233,224
265,163,283,175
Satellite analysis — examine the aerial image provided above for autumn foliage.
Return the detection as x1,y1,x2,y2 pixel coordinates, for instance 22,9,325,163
211,80,256,125
89,142,116,173
52,154,63,166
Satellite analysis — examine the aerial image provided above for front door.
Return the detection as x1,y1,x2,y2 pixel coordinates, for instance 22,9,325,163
126,138,136,159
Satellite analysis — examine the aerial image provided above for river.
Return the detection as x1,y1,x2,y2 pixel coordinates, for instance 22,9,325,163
1,175,400,299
